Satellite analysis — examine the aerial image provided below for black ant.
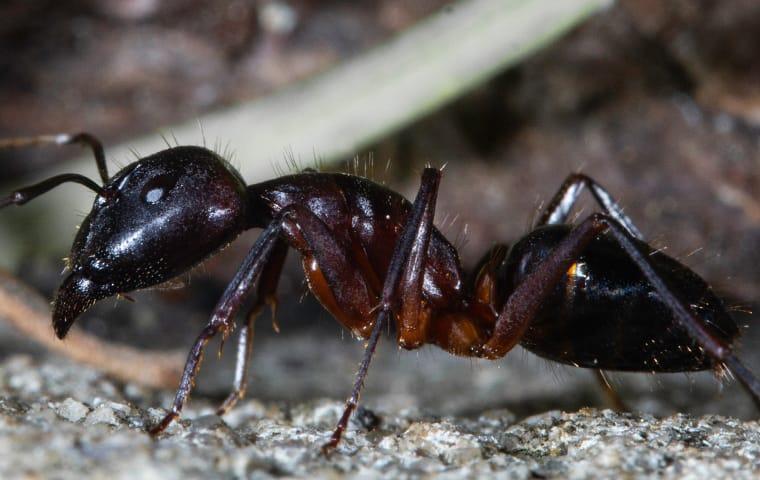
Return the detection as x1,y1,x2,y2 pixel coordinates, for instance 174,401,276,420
1,133,758,453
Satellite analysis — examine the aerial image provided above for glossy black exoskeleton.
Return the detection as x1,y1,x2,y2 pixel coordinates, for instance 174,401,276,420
55,146,249,337
503,225,737,372
1,133,758,453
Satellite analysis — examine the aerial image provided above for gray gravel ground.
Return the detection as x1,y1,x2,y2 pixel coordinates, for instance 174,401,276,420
1,327,759,479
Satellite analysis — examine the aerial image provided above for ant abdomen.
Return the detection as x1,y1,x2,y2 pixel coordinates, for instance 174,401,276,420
507,224,738,372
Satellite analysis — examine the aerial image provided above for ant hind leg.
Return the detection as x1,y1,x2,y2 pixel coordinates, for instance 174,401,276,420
538,174,650,407
537,173,643,239
598,214,760,406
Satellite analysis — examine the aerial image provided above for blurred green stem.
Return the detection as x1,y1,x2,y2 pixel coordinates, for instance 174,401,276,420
109,0,612,174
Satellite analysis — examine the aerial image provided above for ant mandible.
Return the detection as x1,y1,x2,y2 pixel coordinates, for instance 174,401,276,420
1,133,759,453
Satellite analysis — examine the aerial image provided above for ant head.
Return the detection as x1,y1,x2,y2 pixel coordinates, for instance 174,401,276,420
53,146,248,338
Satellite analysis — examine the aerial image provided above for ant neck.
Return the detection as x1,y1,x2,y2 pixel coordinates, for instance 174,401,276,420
245,183,276,229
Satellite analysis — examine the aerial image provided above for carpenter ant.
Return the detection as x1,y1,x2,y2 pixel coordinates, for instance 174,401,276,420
1,133,759,453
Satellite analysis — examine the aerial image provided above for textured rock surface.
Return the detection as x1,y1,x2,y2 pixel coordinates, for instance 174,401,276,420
1,332,759,479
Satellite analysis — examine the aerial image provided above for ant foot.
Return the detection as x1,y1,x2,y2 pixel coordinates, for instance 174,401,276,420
320,438,339,457
216,391,243,416
149,410,179,437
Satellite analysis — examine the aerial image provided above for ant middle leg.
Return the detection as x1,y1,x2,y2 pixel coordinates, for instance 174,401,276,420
216,310,256,417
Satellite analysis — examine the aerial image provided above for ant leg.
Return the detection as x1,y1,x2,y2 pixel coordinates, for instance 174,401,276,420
394,166,444,348
322,168,441,453
216,309,256,416
149,216,287,435
0,133,109,183
216,239,288,416
1,174,104,210
593,370,627,411
537,173,643,239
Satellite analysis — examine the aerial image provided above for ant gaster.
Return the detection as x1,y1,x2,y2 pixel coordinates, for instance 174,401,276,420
2,133,759,453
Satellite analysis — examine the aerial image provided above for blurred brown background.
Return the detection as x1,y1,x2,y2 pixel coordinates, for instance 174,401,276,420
1,0,760,419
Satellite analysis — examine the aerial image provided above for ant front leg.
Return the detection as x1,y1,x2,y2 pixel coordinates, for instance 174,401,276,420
151,182,417,437
217,239,288,416
149,216,288,435
0,133,110,208
322,168,441,453
155,167,442,443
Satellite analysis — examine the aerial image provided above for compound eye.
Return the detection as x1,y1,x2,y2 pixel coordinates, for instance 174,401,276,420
140,173,179,204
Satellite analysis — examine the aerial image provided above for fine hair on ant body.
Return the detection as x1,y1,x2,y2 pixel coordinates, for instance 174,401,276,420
1,132,759,453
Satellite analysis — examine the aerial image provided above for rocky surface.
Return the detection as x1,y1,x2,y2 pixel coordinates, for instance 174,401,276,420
1,329,759,479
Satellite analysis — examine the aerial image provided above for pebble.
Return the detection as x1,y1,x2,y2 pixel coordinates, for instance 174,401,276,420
56,398,90,423
85,404,121,426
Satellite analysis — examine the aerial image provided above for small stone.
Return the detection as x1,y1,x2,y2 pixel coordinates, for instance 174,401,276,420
220,399,273,427
398,421,482,464
479,408,516,427
85,404,121,426
522,410,562,428
291,400,341,428
56,398,90,422
191,414,227,432
107,401,132,415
